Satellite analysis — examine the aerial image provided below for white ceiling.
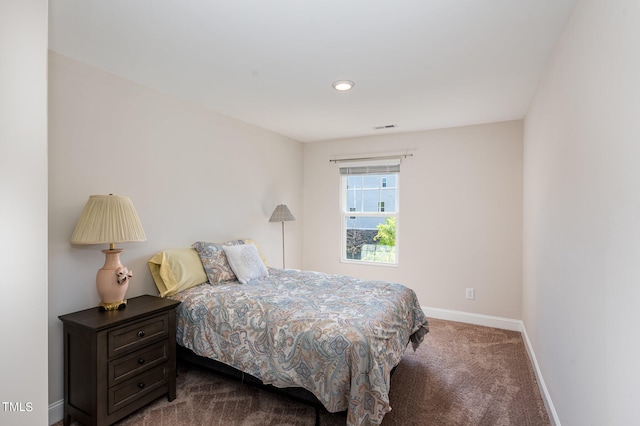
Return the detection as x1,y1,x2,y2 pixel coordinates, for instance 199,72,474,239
49,0,577,143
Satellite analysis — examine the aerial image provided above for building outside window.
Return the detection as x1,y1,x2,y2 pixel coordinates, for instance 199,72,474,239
340,161,399,265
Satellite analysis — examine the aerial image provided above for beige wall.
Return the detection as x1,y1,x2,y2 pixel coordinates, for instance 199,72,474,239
0,1,49,425
47,52,304,406
303,121,523,319
523,0,640,424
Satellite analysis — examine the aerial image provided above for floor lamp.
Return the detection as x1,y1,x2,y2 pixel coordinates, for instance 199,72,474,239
269,204,295,269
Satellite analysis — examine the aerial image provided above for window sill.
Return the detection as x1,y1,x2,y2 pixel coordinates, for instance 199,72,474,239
340,259,399,268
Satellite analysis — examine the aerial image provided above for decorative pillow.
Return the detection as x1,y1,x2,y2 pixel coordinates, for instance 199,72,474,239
222,242,269,284
148,248,208,297
192,239,245,284
245,239,268,267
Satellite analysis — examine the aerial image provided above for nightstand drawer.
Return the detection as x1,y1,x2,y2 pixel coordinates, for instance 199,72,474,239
108,365,167,414
109,340,169,386
108,313,168,357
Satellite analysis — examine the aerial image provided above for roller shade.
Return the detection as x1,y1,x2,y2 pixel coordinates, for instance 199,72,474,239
339,159,400,175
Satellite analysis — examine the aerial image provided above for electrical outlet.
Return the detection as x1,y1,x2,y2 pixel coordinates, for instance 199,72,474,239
466,288,475,300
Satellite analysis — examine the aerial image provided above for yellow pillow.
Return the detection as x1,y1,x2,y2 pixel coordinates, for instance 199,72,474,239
148,248,208,297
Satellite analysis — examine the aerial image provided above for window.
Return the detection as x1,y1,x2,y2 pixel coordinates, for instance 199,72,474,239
340,161,399,265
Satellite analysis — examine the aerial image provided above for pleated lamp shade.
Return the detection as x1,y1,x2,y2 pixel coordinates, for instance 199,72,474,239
71,195,146,245
268,204,296,223
70,194,146,311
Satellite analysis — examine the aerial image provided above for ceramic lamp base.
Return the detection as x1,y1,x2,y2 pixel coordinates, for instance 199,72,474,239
96,248,130,311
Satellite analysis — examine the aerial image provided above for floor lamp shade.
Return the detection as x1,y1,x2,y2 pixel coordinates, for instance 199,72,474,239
269,204,295,269
71,194,146,310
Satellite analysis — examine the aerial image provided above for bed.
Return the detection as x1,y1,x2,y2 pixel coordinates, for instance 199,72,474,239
149,241,429,426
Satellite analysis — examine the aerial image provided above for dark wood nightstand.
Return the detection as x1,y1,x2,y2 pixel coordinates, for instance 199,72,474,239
59,295,181,426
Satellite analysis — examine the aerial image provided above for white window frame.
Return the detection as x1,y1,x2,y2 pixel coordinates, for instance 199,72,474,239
339,160,399,266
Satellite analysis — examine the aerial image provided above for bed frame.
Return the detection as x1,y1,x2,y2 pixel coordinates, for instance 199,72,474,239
176,342,403,426
176,344,333,425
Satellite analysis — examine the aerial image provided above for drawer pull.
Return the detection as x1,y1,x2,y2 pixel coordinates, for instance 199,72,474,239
138,358,145,365
138,382,145,389
137,330,145,337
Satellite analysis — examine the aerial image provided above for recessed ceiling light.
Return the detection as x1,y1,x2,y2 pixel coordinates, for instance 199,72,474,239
332,80,355,91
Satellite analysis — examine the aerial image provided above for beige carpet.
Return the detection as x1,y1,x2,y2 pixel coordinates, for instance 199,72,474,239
54,318,550,426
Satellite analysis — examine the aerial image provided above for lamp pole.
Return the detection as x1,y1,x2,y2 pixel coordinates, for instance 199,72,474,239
281,221,286,269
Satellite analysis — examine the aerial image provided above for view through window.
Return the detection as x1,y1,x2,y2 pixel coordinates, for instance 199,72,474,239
340,162,399,265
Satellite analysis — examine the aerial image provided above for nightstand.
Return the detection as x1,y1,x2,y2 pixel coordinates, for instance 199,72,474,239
59,295,181,426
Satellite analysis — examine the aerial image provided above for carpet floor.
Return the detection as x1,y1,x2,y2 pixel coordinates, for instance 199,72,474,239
54,318,550,425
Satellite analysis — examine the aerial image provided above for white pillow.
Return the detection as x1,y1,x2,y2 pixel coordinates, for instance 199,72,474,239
222,242,269,284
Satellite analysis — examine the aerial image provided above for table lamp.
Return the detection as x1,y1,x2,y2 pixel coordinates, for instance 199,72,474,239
71,194,146,311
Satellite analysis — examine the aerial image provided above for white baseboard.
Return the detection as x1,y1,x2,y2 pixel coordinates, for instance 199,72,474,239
520,324,561,426
423,306,522,331
49,399,64,425
422,306,560,426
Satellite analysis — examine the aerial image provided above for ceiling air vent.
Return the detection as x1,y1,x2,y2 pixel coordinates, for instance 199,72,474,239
373,124,398,130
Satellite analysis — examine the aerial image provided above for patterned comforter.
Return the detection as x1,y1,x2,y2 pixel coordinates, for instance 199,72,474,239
170,268,429,426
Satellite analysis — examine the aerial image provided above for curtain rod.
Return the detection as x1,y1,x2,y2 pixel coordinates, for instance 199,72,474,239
329,153,413,163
